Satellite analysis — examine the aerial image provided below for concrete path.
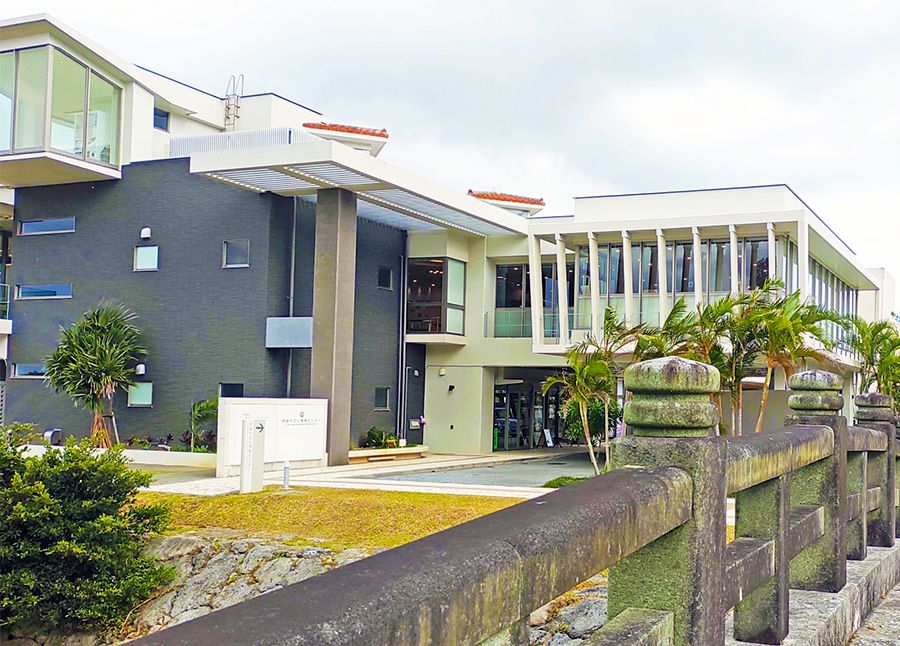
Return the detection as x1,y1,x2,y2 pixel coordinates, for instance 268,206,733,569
848,583,900,644
143,448,585,498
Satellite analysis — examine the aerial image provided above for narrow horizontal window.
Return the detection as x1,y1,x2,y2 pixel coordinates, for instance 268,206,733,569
13,363,46,378
128,382,153,407
153,107,170,131
134,245,159,271
16,283,72,299
374,387,391,410
223,239,250,268
19,217,76,235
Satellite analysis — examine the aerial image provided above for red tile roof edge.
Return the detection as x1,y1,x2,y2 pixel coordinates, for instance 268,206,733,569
468,190,545,206
303,122,389,139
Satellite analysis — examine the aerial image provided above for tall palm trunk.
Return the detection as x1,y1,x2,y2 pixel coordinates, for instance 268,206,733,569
755,363,774,433
580,402,601,475
90,408,113,448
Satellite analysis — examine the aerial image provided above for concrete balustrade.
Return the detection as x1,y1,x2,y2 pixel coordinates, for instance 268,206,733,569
133,357,900,646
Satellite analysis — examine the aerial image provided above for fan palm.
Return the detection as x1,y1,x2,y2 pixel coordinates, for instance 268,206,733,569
754,290,833,433
542,343,615,475
189,398,218,452
844,317,900,394
44,305,146,448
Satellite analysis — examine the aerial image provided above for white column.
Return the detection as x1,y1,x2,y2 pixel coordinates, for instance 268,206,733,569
555,234,570,345
656,228,668,324
692,227,703,306
588,232,602,340
527,233,544,345
729,224,739,296
798,217,810,301
621,230,634,326
766,223,777,286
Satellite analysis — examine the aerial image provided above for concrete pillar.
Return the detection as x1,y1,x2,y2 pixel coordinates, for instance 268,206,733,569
798,218,810,301
855,393,896,547
729,224,739,296
527,234,544,345
310,188,358,466
622,230,634,326
657,228,668,324
611,357,725,644
588,232,602,340
767,222,777,286
692,227,703,306
786,370,847,592
555,234,570,345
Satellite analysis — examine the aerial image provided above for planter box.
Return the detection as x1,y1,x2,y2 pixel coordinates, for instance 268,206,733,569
22,444,217,469
348,445,429,464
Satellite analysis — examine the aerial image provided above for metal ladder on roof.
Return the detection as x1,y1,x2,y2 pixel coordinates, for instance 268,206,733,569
224,74,244,131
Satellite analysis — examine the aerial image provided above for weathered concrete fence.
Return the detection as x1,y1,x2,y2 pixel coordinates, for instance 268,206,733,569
134,357,899,646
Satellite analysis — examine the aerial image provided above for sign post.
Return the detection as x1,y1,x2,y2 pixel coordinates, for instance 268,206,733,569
239,418,266,494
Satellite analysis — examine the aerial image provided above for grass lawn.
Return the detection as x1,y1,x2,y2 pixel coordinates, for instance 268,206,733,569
543,475,589,488
139,486,522,550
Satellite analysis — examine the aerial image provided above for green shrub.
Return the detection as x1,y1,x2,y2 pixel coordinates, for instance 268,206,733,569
360,426,398,449
543,476,589,488
0,437,173,635
562,397,622,445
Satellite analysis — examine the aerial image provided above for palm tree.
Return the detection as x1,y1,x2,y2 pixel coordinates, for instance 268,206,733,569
587,306,643,436
754,290,833,433
691,294,745,432
44,305,146,448
844,317,900,394
542,343,615,475
634,297,698,361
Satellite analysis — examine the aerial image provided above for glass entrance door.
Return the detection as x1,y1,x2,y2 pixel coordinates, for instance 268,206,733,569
493,385,536,451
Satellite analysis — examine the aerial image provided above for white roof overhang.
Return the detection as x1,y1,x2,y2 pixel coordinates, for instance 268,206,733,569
189,141,528,236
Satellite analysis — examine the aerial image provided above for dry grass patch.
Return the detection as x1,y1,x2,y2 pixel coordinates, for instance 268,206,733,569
139,486,521,550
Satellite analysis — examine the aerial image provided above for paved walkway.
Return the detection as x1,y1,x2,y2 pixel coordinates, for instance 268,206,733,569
144,448,586,498
848,584,900,644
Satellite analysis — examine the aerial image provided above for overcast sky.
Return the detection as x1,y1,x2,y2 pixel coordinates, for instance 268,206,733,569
9,1,900,299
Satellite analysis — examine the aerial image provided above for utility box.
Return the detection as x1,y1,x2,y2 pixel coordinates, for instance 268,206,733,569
239,418,266,494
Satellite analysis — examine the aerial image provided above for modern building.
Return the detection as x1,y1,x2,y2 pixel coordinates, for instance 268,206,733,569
1,14,894,461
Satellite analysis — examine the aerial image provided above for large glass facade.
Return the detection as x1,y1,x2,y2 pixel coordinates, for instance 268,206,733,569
492,262,574,338
1,45,120,165
407,258,466,335
810,257,857,353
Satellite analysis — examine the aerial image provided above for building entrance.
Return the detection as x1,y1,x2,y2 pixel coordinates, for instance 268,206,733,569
492,381,563,451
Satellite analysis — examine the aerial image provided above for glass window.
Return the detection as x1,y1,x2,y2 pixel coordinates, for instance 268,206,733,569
16,283,72,299
374,387,391,410
153,107,169,131
577,246,590,297
49,49,86,156
134,245,159,271
0,51,13,152
496,264,524,308
743,240,769,289
407,258,445,333
223,239,250,267
377,266,393,290
19,216,76,235
14,47,48,151
674,241,695,293
597,244,609,295
609,245,624,294
127,382,153,407
447,259,465,306
708,240,731,293
631,244,641,294
446,307,464,334
640,244,658,293
219,382,244,397
13,363,46,377
86,72,120,164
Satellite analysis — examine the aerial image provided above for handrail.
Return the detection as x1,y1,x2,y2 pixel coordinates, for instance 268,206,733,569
134,467,691,646
726,425,834,494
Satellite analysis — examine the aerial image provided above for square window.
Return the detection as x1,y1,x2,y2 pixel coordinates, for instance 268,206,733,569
134,245,159,271
153,107,170,131
223,240,250,268
128,382,153,407
219,382,244,398
374,387,391,410
377,266,393,290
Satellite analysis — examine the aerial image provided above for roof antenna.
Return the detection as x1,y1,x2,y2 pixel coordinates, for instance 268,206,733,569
225,74,244,131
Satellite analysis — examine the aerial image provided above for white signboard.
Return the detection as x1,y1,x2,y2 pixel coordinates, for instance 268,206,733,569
217,398,328,477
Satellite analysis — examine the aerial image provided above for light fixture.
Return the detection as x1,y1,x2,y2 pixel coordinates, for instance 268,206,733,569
135,363,146,376
140,227,152,239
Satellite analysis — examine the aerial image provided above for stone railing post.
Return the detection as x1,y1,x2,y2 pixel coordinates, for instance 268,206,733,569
609,356,725,646
855,393,896,546
785,370,847,592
